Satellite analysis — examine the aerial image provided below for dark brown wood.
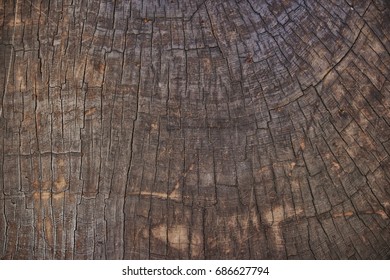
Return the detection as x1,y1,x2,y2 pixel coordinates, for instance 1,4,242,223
1,0,390,259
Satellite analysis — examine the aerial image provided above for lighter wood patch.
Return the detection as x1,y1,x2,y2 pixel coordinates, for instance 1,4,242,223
375,210,389,219
55,176,67,192
333,211,354,218
190,229,203,257
127,190,181,201
85,107,97,116
152,224,189,251
263,205,285,248
151,123,158,130
44,217,54,248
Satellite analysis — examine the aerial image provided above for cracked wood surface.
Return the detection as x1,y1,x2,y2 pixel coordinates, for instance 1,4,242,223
1,0,390,259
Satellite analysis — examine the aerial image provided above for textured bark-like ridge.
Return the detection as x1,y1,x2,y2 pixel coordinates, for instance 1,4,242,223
1,0,390,259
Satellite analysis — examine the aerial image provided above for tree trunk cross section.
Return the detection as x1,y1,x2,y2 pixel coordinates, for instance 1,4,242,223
1,0,390,259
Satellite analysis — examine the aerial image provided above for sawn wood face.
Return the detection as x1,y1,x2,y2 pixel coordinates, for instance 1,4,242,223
1,0,390,259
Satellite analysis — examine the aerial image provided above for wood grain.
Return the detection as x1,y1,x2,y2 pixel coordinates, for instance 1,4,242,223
1,0,390,259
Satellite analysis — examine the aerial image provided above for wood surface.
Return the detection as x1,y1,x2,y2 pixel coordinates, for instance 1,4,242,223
1,0,390,259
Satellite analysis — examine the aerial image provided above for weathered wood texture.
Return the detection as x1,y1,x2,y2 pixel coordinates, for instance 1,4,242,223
1,0,390,259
